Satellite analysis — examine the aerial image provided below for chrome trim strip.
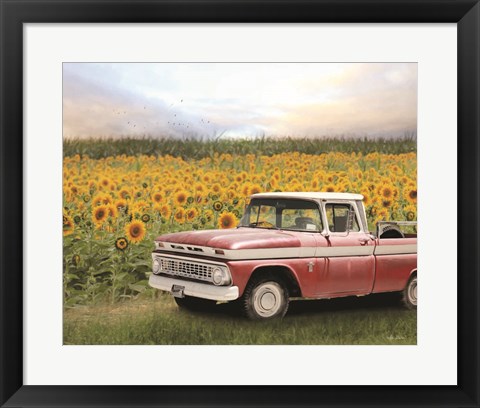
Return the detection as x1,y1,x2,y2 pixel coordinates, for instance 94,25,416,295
154,243,416,260
374,244,417,255
152,252,229,267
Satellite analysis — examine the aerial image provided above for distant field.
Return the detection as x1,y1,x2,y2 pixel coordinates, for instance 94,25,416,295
63,135,417,159
63,293,417,345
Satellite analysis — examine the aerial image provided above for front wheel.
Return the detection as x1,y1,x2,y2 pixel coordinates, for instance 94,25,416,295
242,277,289,320
174,295,216,312
402,274,417,309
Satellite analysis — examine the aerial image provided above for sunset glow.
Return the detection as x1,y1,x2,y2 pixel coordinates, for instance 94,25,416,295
63,63,417,139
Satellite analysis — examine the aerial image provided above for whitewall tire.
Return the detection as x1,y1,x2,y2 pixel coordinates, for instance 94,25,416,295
402,274,417,310
242,278,289,320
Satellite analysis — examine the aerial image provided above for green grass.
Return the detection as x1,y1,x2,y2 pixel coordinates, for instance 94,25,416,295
63,292,416,345
63,135,417,159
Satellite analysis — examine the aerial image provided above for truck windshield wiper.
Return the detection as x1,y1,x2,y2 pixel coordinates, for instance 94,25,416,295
239,222,278,229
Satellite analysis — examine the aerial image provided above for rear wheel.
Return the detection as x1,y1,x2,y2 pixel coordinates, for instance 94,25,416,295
242,277,289,320
174,296,216,312
402,274,417,309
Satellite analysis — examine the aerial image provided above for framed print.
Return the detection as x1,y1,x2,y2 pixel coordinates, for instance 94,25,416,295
1,0,479,407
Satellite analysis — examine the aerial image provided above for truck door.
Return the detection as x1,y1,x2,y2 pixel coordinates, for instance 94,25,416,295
314,202,375,295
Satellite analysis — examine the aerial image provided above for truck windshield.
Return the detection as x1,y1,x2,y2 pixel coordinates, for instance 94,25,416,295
239,198,323,232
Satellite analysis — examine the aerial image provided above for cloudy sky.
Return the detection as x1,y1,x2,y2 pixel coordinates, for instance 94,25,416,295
63,63,417,139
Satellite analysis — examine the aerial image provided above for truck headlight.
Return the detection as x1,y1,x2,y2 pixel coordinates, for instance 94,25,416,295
153,258,161,274
212,267,230,286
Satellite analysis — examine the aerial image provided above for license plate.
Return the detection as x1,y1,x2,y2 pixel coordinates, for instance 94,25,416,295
171,284,185,298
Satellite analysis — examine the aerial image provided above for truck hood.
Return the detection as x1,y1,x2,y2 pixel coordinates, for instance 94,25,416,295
156,228,303,250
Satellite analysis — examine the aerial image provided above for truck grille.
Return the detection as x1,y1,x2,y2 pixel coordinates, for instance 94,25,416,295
156,256,215,283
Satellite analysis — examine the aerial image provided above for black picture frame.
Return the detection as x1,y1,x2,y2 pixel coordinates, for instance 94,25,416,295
1,1,479,407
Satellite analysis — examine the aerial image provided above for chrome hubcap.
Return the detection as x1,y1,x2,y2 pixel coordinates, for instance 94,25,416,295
260,292,276,310
253,282,282,317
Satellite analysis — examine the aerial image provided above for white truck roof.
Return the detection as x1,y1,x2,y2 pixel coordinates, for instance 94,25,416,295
251,192,364,201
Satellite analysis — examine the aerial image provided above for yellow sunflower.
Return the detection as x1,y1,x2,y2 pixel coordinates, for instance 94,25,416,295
92,205,108,225
133,200,149,212
374,208,390,224
360,189,372,207
92,194,103,207
174,190,188,206
194,182,206,194
249,184,262,195
404,204,417,221
114,199,127,212
63,213,74,236
225,189,237,200
241,183,251,197
151,191,163,204
269,177,279,189
218,211,238,229
211,183,222,195
92,194,112,207
118,188,131,200
186,207,199,222
204,209,214,222
125,220,146,244
404,186,417,204
379,197,393,209
324,184,336,193
159,204,172,219
70,185,79,196
107,204,118,219
378,184,396,200
99,178,111,189
174,208,186,224
88,180,97,192
115,237,129,251
213,201,223,212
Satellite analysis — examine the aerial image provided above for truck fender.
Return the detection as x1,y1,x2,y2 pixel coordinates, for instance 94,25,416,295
247,264,302,298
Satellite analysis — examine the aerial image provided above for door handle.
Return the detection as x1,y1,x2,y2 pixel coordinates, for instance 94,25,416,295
358,237,369,245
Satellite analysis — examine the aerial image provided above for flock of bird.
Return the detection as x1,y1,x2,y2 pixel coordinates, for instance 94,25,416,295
112,98,214,135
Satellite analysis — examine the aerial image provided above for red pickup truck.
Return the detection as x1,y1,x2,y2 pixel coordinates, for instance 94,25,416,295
149,192,417,320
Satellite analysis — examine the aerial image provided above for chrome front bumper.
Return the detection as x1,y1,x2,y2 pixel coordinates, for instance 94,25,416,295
149,274,239,301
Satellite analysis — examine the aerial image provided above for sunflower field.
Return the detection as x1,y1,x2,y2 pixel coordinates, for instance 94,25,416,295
63,144,417,308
